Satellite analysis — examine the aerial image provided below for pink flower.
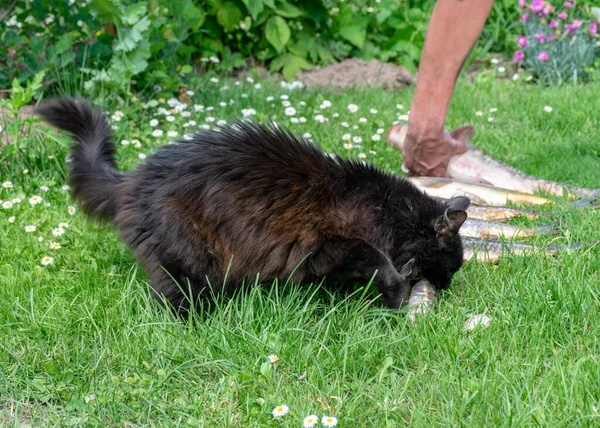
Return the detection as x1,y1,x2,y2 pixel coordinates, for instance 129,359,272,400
542,7,552,15
530,0,544,13
558,11,568,19
517,35,528,47
548,33,555,41
535,33,546,43
563,2,573,8
565,20,582,35
520,13,530,23
518,0,527,8
590,21,598,36
537,52,549,61
513,50,526,64
549,20,559,28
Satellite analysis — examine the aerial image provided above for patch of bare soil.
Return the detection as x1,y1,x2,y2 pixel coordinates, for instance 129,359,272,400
298,58,414,90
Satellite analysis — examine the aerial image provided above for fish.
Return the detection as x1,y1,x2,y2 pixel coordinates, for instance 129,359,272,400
462,237,582,263
388,125,600,199
460,218,559,240
407,279,437,324
408,176,551,207
465,204,539,222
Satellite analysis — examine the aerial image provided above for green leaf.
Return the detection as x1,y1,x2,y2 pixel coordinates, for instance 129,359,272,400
242,0,264,20
180,64,192,74
124,3,147,25
259,361,272,378
263,0,275,8
281,53,311,80
339,25,366,49
376,356,394,383
126,40,151,75
217,2,243,31
275,2,304,18
391,40,421,60
114,16,151,52
55,34,73,55
376,8,392,24
265,16,290,53
89,0,123,25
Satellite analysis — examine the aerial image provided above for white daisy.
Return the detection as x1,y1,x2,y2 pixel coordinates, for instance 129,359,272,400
167,130,178,138
2,181,12,188
41,256,54,266
52,227,65,237
284,107,296,116
347,104,358,113
371,134,381,141
272,404,289,418
152,129,164,137
2,201,12,209
29,195,43,205
267,354,279,363
321,415,338,427
8,216,15,223
149,119,159,127
544,106,553,113
49,242,61,250
303,414,318,428
68,206,76,215
25,225,36,232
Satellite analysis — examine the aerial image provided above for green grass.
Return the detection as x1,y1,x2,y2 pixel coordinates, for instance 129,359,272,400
1,76,600,426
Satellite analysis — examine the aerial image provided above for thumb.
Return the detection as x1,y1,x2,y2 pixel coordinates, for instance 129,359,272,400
451,136,468,155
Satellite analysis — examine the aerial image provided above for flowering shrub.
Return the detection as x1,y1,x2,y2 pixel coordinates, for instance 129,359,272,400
514,1,600,84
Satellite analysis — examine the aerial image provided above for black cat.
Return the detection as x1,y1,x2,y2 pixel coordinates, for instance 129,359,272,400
36,97,469,314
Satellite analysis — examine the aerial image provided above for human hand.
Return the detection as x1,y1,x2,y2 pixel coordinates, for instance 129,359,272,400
388,125,473,177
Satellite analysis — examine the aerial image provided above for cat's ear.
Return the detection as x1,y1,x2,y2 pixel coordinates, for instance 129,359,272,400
445,196,470,211
435,209,468,238
399,257,417,278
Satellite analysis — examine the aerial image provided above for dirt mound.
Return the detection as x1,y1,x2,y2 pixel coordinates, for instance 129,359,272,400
298,58,413,90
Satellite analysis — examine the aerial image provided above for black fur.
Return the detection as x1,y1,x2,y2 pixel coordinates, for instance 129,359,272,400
36,97,469,314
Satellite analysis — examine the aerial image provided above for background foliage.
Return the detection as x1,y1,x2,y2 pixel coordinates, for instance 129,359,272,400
0,0,599,99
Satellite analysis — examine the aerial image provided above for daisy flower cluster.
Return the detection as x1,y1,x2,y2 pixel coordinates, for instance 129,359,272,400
3,180,77,267
105,77,395,171
271,404,338,427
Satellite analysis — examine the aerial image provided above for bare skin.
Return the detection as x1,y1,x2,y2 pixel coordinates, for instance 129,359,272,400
397,0,495,177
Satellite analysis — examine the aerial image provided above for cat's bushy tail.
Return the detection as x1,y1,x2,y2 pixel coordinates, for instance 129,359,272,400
36,97,122,221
